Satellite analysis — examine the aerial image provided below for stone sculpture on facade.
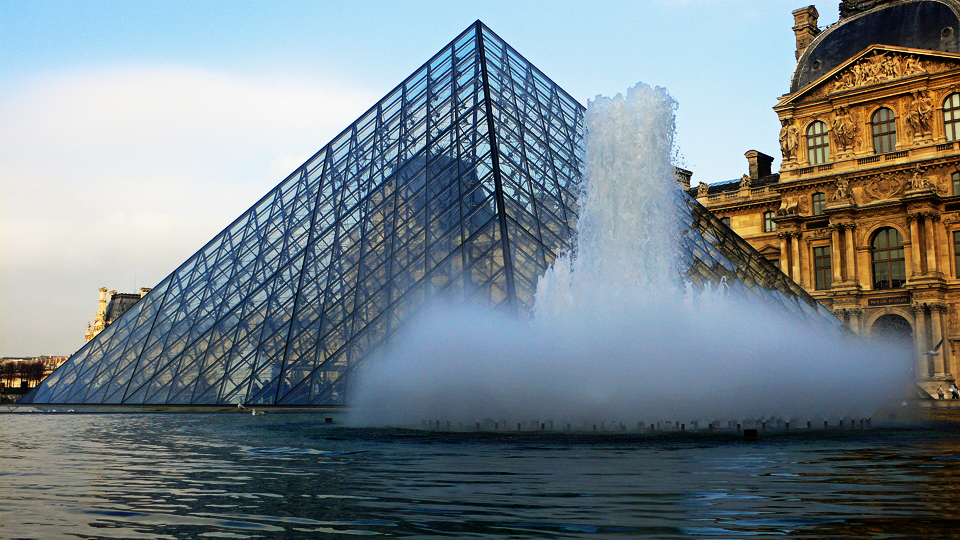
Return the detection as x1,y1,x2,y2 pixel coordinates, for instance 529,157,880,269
833,176,852,201
697,182,709,197
740,174,751,189
908,164,933,191
907,89,935,139
831,106,858,154
779,119,800,162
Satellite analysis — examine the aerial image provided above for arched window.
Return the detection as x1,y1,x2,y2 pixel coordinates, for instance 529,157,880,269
806,121,830,165
763,211,777,233
944,93,960,142
871,107,897,154
812,192,826,215
872,227,906,289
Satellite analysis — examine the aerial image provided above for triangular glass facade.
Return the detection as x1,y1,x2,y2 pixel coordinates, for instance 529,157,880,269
23,22,837,407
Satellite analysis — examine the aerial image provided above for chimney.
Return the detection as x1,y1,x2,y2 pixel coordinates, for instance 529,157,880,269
792,6,820,60
139,287,152,298
745,150,774,180
675,167,693,189
98,287,109,315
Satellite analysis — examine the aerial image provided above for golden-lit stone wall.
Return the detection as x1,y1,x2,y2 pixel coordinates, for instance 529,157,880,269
696,45,960,395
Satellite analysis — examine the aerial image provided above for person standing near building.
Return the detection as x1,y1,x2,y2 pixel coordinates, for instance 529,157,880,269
937,385,945,399
950,384,960,400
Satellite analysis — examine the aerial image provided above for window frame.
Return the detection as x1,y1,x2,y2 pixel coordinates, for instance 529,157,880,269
944,93,960,142
871,107,897,154
813,245,832,290
954,230,960,277
952,171,960,197
871,227,906,290
812,192,826,216
806,120,830,165
763,211,777,233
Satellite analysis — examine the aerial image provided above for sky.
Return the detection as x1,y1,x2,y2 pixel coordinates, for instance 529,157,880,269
0,1,842,357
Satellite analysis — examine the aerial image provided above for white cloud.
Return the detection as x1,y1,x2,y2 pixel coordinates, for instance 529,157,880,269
1,64,380,356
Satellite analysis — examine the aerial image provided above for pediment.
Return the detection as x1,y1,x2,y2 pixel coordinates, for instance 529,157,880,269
757,243,781,256
779,45,960,106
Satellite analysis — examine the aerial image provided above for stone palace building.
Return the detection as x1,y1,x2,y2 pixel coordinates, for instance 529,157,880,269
693,0,960,395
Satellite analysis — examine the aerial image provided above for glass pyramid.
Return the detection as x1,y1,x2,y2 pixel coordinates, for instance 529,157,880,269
22,22,837,407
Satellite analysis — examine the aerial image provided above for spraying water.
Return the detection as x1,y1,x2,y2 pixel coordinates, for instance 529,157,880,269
349,83,911,429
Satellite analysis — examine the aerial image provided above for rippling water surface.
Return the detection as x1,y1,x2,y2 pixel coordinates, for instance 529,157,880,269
2,411,960,539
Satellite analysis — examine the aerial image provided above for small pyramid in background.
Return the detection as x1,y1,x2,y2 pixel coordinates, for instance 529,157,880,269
22,22,837,407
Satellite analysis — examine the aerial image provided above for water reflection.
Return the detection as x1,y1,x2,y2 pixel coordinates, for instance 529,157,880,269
2,412,959,538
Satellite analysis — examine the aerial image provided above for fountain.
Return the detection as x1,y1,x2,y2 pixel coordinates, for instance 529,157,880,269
348,82,912,431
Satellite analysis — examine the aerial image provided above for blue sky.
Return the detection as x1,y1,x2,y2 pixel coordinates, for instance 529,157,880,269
1,1,841,356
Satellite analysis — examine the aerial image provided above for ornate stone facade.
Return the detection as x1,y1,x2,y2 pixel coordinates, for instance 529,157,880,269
693,2,960,396
85,287,152,342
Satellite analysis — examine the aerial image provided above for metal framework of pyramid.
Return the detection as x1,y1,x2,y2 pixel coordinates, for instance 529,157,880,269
23,22,838,407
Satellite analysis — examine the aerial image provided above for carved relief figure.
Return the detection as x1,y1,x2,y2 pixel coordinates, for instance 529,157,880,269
831,106,858,153
831,52,927,93
779,119,800,161
697,182,709,197
903,55,925,76
740,174,751,189
833,176,852,200
906,90,934,138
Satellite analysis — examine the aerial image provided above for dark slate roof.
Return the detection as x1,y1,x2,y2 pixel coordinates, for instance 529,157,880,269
792,0,960,93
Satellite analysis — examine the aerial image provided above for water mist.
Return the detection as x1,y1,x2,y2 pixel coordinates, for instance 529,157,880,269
349,83,912,429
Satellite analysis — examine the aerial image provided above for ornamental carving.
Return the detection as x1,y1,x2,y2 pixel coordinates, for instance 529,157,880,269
831,52,927,93
779,119,800,161
840,0,897,18
740,174,751,189
697,182,709,197
831,106,859,155
862,172,907,203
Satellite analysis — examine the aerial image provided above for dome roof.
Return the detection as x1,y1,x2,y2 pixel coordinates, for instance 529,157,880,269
791,0,960,93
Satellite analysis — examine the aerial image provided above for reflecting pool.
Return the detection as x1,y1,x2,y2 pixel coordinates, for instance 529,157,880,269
2,410,959,538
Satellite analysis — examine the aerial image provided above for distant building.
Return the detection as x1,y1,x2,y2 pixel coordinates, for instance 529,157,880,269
692,0,960,395
86,287,152,342
1,356,69,392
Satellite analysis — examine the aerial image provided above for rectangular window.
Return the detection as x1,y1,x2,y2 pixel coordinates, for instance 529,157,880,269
812,193,826,215
954,172,960,197
813,246,831,290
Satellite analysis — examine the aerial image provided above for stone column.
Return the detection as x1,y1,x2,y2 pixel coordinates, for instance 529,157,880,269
849,308,863,335
913,303,929,378
791,233,802,286
931,304,947,376
909,214,922,276
830,225,843,285
778,233,790,278
924,213,939,275
844,224,856,284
